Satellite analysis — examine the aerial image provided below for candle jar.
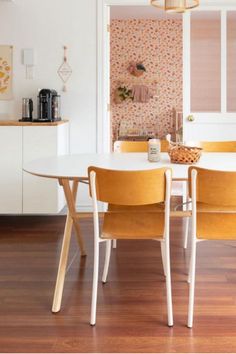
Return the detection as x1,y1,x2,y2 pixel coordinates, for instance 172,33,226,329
148,139,161,162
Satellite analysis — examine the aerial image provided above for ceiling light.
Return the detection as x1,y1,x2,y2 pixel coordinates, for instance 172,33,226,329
150,0,199,13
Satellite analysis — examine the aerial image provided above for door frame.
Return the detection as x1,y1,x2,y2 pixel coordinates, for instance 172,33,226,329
97,0,152,153
97,0,236,152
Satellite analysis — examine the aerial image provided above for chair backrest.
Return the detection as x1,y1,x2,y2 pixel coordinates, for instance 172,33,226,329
189,167,236,240
189,167,236,207
88,167,171,206
200,141,236,152
114,140,170,153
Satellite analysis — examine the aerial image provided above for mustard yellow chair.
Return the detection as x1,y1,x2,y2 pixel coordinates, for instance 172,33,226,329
114,140,188,246
200,141,236,152
184,140,236,249
187,167,236,328
113,140,171,249
185,141,236,152
114,139,170,153
88,166,173,326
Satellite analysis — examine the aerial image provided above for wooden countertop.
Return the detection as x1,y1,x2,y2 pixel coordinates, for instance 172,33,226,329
0,120,69,126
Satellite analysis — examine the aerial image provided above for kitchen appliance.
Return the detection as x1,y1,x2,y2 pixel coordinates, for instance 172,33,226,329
36,89,61,122
20,98,33,122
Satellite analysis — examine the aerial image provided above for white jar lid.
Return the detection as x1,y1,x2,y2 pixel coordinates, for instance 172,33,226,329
148,138,160,143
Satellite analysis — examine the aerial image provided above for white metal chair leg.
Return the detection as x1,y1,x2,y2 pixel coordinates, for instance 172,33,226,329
183,181,187,211
184,217,190,249
112,239,117,248
184,186,190,249
187,253,192,284
187,239,197,328
165,239,173,327
90,240,99,326
160,241,167,276
102,240,111,283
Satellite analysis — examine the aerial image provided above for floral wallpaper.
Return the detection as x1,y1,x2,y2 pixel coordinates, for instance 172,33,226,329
110,19,183,142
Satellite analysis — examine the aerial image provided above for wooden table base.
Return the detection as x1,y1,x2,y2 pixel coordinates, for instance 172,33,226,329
52,179,86,313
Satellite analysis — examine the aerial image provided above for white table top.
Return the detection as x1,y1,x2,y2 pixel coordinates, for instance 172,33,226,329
23,152,236,180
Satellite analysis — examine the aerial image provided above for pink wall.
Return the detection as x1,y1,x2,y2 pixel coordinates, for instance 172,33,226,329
110,19,183,142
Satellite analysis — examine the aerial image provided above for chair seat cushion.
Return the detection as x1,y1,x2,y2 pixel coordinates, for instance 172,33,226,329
102,203,165,239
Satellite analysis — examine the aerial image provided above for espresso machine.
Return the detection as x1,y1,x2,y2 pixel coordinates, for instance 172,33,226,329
36,89,61,122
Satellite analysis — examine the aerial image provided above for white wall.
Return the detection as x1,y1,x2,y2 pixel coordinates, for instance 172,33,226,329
0,0,97,210
0,0,97,153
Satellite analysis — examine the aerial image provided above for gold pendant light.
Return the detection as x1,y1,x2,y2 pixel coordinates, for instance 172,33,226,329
150,0,199,13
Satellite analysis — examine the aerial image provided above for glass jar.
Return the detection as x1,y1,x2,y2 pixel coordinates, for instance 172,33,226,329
148,139,161,162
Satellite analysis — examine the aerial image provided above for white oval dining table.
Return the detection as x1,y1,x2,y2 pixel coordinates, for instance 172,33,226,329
24,152,236,180
23,152,236,314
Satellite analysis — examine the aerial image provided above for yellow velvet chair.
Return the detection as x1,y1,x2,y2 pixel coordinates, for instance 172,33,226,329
187,167,236,328
88,166,173,327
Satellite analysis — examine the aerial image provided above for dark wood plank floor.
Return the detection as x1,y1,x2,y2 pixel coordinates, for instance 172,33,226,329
1,215,236,353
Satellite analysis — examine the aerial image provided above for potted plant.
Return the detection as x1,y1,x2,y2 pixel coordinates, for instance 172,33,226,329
114,85,133,104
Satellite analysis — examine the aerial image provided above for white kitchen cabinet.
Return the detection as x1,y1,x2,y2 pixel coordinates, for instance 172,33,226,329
0,121,69,214
0,126,23,214
23,123,69,214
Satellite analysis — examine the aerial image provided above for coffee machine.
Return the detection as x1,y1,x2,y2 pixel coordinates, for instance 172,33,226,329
36,89,61,122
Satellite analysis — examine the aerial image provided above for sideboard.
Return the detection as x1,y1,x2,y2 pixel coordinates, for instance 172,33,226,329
0,120,69,214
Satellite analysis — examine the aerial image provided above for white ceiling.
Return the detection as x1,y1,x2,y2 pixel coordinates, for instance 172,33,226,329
110,6,182,20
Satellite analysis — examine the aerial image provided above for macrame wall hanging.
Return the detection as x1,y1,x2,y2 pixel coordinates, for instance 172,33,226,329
57,46,72,92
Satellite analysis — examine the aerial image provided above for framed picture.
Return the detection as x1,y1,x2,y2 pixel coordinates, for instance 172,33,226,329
0,45,13,100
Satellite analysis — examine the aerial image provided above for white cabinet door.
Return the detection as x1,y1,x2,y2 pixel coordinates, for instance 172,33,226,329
23,125,68,214
183,9,236,142
0,127,22,214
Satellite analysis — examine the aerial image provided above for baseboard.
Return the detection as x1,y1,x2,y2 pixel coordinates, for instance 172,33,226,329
76,205,93,212
76,203,106,213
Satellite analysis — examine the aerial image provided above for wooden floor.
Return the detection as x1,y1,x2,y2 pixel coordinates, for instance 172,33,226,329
1,216,236,353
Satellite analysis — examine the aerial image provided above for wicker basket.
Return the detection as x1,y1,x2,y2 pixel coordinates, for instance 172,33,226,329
168,143,202,165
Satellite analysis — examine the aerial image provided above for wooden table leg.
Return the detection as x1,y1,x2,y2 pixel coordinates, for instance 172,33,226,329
52,179,86,313
52,211,73,313
73,217,86,256
66,179,87,256
62,179,86,256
